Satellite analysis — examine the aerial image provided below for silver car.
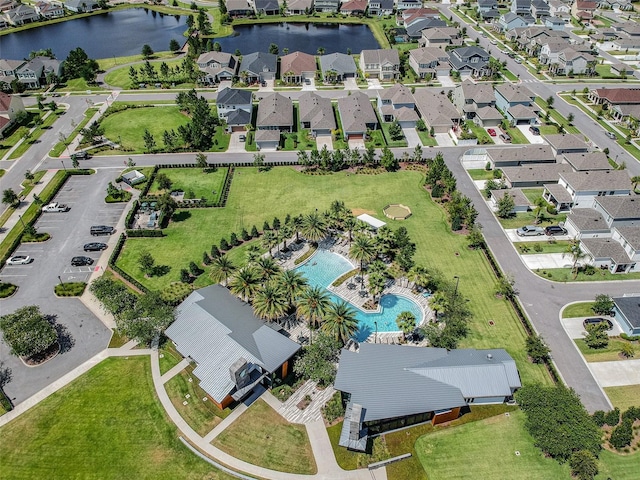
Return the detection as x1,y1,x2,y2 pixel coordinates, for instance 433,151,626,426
516,225,545,236
7,255,32,265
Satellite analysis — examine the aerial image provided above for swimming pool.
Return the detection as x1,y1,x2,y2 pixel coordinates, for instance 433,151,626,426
295,249,424,341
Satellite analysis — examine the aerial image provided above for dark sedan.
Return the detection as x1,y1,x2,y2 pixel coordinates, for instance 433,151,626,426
71,256,94,266
83,242,108,252
583,318,614,330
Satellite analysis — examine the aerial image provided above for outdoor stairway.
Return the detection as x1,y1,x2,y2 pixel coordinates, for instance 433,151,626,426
278,380,335,425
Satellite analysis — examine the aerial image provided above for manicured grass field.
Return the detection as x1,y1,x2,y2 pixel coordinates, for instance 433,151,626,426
514,240,570,254
562,301,596,318
164,364,231,436
417,130,438,146
213,399,317,474
598,449,640,479
148,167,228,203
506,127,529,144
575,338,640,362
415,410,571,480
0,357,230,479
104,58,184,89
604,385,640,411
467,169,495,181
535,268,640,282
117,167,550,386
100,106,190,153
158,340,184,375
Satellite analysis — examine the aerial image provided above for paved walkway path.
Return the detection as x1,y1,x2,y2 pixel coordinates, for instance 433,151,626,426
0,111,54,162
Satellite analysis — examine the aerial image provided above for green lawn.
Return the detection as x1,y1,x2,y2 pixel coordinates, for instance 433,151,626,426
514,240,570,254
100,106,190,153
575,338,640,362
498,211,567,230
213,399,317,474
562,302,596,318
417,130,438,146
535,268,640,282
416,410,571,480
104,58,185,89
158,340,184,375
598,449,640,479
0,357,230,479
164,364,232,436
521,188,544,204
467,169,495,181
57,77,108,92
50,107,99,157
506,127,530,144
604,385,640,411
535,98,580,135
466,121,494,145
282,130,316,151
502,69,519,82
148,167,228,203
380,122,408,148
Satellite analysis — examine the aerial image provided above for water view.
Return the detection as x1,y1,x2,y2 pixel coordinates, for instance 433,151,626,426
0,8,186,60
295,249,424,341
216,23,379,55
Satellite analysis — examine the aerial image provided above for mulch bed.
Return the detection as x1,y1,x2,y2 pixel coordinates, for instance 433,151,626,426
21,341,60,366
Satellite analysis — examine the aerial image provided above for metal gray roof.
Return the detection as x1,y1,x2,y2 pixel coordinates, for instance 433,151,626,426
165,285,300,403
319,53,357,76
217,87,252,107
334,344,520,422
240,52,277,76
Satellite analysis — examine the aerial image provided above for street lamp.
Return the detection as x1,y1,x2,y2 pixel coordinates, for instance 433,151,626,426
18,214,25,227
374,321,378,344
453,275,460,309
61,160,66,171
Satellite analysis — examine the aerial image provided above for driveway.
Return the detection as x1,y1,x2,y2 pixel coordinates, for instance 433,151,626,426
505,229,571,243
366,79,383,90
0,170,126,404
516,124,545,144
435,132,455,146
343,77,359,90
437,74,456,87
561,316,623,340
521,253,578,269
348,138,365,149
589,359,640,387
402,127,421,148
316,134,333,151
301,78,317,91
227,132,247,152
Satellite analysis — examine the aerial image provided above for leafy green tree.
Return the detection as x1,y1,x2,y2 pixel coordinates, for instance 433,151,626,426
169,39,181,52
592,294,614,316
261,230,278,256
563,239,588,279
467,225,484,249
119,292,175,345
269,43,279,55
546,95,555,108
157,192,177,223
155,173,172,191
251,225,259,238
0,305,57,358
63,47,99,82
526,335,550,363
321,300,358,344
293,332,340,385
195,152,208,171
428,290,448,319
368,272,386,302
350,234,376,280
388,120,403,140
189,261,203,276
253,256,281,284
301,211,327,243
90,277,137,319
584,323,609,349
138,250,156,276
143,129,156,152
496,191,515,218
2,189,19,207
495,274,515,299
610,419,634,449
396,311,417,340
569,450,598,480
276,270,308,310
141,44,154,59
380,147,399,171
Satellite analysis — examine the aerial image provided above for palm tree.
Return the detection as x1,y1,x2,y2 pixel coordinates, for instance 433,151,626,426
533,197,546,224
229,266,261,302
343,215,357,244
253,256,281,284
278,224,294,251
632,175,640,193
429,291,449,320
2,188,19,207
296,286,331,344
368,273,387,303
563,238,589,279
350,234,376,283
291,215,304,243
252,283,288,321
301,212,327,243
262,230,278,257
245,244,261,264
407,266,431,290
276,269,309,310
396,311,417,341
210,255,236,286
322,300,358,344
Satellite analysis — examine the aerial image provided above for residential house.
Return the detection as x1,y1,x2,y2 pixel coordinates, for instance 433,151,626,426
314,0,339,11
539,40,573,65
368,0,393,16
562,152,611,171
359,49,400,80
340,0,367,15
487,145,556,168
599,0,632,10
571,0,597,20
580,234,639,273
377,83,418,127
501,163,570,187
495,83,535,113
35,1,65,18
557,170,632,207
216,87,252,132
0,59,25,90
592,196,640,228
165,285,300,410
287,0,314,14
414,89,461,133
549,0,571,16
239,52,278,83
226,0,254,16
16,56,62,89
64,0,99,12
612,22,640,37
255,92,293,149
5,4,39,25
543,183,574,212
531,0,550,17
320,53,357,82
396,0,423,11
549,48,595,75
405,17,447,40
298,92,336,136
408,47,450,79
612,296,640,335
610,63,634,77
334,344,521,451
254,0,280,15
589,87,640,107
564,208,610,236
419,27,461,48
0,0,17,12
0,92,24,137
478,0,499,20
506,104,539,125
544,133,589,155
399,6,439,25
448,46,491,78
543,16,566,30
490,188,532,213
196,52,239,85
474,106,503,127
511,0,532,15
280,51,316,84
337,91,378,140
496,12,530,32
453,79,496,119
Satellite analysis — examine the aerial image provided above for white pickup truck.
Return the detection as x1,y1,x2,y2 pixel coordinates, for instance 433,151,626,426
42,202,70,212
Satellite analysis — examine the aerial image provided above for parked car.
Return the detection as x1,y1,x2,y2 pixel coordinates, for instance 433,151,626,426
514,57,522,64
71,256,94,266
239,134,246,142
42,202,70,212
583,317,613,330
83,242,108,252
605,131,617,140
545,225,567,236
6,255,32,265
71,151,89,160
516,225,545,236
90,225,114,236
487,128,497,137
500,133,512,143
529,126,540,135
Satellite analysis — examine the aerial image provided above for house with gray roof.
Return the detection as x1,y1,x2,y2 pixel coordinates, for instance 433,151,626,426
414,89,461,134
593,196,640,228
406,17,447,40
314,0,339,11
496,12,530,32
227,0,253,15
368,0,394,16
287,0,314,14
165,285,301,409
474,106,504,127
320,53,357,82
334,343,521,450
298,92,336,136
216,87,253,132
543,183,573,212
613,295,640,335
240,52,278,84
453,80,496,119
5,3,38,25
0,92,24,137
337,91,378,140
197,52,239,85
254,0,280,15
419,27,462,48
408,47,450,79
487,144,555,168
490,188,532,214
502,163,570,188
558,170,632,208
377,83,418,127
448,46,491,78
255,92,292,148
64,0,99,12
359,49,400,81
543,133,589,155
494,83,535,114
564,208,610,238
579,237,635,273
15,56,62,89
561,152,611,171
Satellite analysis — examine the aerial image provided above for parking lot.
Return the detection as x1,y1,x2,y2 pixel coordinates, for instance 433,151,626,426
0,170,127,404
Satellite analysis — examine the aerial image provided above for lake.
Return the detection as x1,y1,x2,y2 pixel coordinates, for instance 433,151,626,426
215,23,380,55
0,8,187,60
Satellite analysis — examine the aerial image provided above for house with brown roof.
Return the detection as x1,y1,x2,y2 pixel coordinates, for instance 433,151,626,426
543,133,589,155
413,89,461,134
280,51,316,84
359,49,400,80
408,47,450,79
502,163,570,187
35,1,64,18
588,88,640,106
453,79,496,120
377,83,418,127
337,91,378,140
0,92,24,137
571,0,597,20
226,0,254,17
557,170,632,207
419,27,462,48
196,52,239,85
340,0,367,15
487,144,556,168
255,93,293,149
298,92,336,136
286,0,314,14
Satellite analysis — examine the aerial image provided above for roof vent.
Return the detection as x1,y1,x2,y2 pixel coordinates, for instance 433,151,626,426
487,353,493,360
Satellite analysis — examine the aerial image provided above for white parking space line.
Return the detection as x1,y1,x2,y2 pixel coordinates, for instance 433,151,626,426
0,274,28,277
